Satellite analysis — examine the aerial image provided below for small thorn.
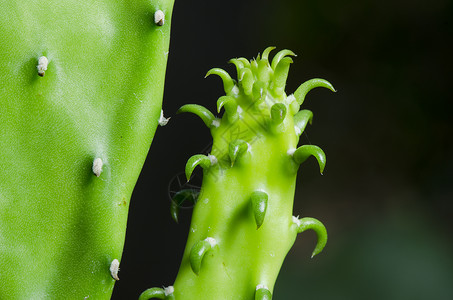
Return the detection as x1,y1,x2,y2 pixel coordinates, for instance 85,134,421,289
206,68,235,94
92,158,103,177
37,56,48,77
293,110,313,136
294,78,336,106
177,104,217,129
190,237,217,275
270,103,287,125
255,285,272,300
295,217,328,257
292,145,326,174
154,10,165,26
251,191,268,229
159,109,170,126
271,49,296,70
229,139,249,167
185,154,212,181
138,287,166,300
110,259,120,281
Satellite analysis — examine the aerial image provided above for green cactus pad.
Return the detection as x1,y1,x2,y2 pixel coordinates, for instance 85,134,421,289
0,1,174,298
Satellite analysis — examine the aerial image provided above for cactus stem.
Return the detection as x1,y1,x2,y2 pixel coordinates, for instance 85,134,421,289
255,285,272,300
154,10,165,26
109,259,120,281
293,217,328,258
37,56,48,77
159,110,170,126
251,191,268,229
92,158,103,177
190,237,217,275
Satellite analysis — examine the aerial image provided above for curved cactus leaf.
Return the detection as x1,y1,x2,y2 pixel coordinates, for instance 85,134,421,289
239,68,254,95
229,139,249,167
270,103,287,125
177,104,218,128
229,58,244,76
295,217,328,258
272,57,293,96
292,145,326,174
294,78,336,106
271,49,296,70
251,191,269,229
206,68,236,95
217,96,238,123
170,189,199,223
293,109,313,136
185,154,212,182
190,238,217,275
261,46,276,62
139,288,166,300
255,286,272,300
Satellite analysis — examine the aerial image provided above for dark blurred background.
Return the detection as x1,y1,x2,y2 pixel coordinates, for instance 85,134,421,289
113,0,453,299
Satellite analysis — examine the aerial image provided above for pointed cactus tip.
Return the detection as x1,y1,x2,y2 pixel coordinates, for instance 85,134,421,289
292,145,326,174
255,285,272,300
251,191,268,229
109,259,120,281
37,56,48,77
154,10,165,26
92,158,103,177
272,57,292,96
190,237,217,275
295,217,328,257
185,154,212,182
217,96,239,123
294,78,336,106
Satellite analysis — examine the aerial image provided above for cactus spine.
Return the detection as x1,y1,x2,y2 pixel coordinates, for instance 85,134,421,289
0,1,174,298
142,47,334,299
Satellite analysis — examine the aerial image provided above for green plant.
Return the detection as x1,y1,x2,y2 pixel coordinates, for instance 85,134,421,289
0,1,174,298
140,48,335,299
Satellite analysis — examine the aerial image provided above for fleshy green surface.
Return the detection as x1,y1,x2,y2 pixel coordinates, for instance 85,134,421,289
0,1,174,298
166,48,334,299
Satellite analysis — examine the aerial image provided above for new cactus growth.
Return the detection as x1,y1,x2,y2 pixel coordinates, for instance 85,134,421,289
0,1,174,298
141,48,335,299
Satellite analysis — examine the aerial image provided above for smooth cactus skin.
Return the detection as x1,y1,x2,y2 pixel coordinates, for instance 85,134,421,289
169,48,335,299
0,1,174,299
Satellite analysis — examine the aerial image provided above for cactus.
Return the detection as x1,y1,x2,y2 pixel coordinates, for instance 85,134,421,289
140,48,335,299
0,1,174,299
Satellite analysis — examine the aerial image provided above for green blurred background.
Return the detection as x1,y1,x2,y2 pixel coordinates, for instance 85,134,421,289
113,0,453,299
